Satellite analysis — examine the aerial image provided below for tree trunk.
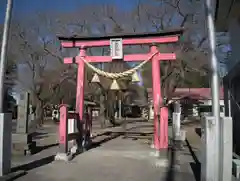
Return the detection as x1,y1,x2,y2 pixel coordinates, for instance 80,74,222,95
99,95,105,128
35,100,44,126
30,92,44,126
107,91,119,126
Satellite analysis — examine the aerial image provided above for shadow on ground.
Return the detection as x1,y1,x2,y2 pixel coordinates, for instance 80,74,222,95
89,131,127,150
10,124,153,180
10,137,58,179
195,128,202,137
186,139,201,181
9,155,55,181
32,143,59,155
11,155,55,173
164,144,177,181
31,132,48,137
163,139,201,181
91,131,152,148
89,124,153,149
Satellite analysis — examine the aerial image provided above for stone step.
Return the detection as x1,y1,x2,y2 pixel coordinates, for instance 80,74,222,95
233,159,240,179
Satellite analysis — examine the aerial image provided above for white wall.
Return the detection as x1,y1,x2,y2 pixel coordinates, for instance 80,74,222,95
200,99,225,117
201,100,225,106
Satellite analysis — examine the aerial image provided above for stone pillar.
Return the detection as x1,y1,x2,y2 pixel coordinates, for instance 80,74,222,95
172,101,185,149
0,113,12,176
201,116,219,181
16,92,29,133
12,92,36,155
173,101,181,136
28,104,36,134
219,117,232,181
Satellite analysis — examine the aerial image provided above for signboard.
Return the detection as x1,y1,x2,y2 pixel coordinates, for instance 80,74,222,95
110,38,123,59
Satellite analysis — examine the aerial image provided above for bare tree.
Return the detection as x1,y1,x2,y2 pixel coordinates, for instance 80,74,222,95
8,0,230,125
9,12,106,124
51,2,212,118
129,0,212,100
9,16,78,125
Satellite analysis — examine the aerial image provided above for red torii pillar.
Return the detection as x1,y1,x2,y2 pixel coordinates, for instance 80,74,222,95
58,29,183,150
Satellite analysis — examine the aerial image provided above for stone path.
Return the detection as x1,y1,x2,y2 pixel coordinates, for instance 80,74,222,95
10,121,198,181
12,137,196,181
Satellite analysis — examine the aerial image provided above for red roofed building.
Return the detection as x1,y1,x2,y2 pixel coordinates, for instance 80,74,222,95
147,88,225,120
171,88,224,100
147,88,224,100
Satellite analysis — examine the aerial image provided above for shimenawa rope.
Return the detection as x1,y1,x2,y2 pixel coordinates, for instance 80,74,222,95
79,51,158,79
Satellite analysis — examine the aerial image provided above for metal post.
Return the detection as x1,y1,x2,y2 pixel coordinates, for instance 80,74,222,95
0,0,13,176
205,0,220,180
0,0,13,112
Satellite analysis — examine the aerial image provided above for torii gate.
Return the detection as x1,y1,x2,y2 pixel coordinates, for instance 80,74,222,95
57,29,183,150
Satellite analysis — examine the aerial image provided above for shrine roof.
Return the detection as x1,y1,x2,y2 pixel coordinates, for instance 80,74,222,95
147,88,224,100
57,28,184,41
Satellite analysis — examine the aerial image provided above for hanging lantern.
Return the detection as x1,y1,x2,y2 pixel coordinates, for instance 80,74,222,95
91,73,100,83
131,71,140,83
110,79,120,90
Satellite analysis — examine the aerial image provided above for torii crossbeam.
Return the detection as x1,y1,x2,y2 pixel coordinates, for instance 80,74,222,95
57,29,183,150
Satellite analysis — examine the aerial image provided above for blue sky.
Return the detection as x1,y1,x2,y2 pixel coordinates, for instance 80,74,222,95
0,0,230,76
0,0,139,22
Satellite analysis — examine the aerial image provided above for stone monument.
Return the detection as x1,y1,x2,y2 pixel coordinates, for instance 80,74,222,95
12,92,36,155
